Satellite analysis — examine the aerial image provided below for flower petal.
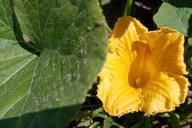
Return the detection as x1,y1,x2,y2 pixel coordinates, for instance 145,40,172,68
111,16,148,38
97,72,142,116
97,50,142,116
141,72,188,115
109,16,148,63
169,73,189,103
97,49,142,116
97,17,147,116
139,27,187,75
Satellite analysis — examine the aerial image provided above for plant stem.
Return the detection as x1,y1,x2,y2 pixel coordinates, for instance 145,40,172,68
124,0,133,16
93,113,125,128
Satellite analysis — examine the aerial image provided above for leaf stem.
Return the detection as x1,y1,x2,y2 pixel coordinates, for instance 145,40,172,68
124,0,133,16
169,112,180,128
93,113,125,128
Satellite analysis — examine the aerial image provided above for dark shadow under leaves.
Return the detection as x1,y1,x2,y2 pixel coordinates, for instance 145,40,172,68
188,15,192,37
0,105,79,128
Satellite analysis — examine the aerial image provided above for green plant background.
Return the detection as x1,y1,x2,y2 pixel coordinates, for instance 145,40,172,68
0,0,192,127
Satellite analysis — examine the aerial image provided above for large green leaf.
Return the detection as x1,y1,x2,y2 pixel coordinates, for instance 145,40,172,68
154,0,192,36
0,0,108,127
0,0,37,119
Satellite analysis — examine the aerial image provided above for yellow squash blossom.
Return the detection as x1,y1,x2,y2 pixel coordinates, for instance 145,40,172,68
97,16,189,116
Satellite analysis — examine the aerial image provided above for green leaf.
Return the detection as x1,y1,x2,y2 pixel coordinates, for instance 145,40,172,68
169,112,180,128
154,0,192,36
0,0,108,127
188,38,192,45
130,117,151,128
101,0,111,5
0,0,37,119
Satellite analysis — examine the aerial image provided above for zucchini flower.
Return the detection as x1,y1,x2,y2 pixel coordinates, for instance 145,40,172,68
97,16,189,116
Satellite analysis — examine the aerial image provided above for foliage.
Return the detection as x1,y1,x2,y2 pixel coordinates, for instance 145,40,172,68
154,0,192,37
0,0,107,127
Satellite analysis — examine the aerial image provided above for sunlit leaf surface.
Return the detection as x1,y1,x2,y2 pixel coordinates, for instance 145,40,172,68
0,0,108,127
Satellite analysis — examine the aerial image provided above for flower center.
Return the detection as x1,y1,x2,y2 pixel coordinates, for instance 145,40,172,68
128,41,153,89
136,78,141,85
128,70,151,89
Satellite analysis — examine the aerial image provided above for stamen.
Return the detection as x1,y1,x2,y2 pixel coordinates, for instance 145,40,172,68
136,78,141,85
